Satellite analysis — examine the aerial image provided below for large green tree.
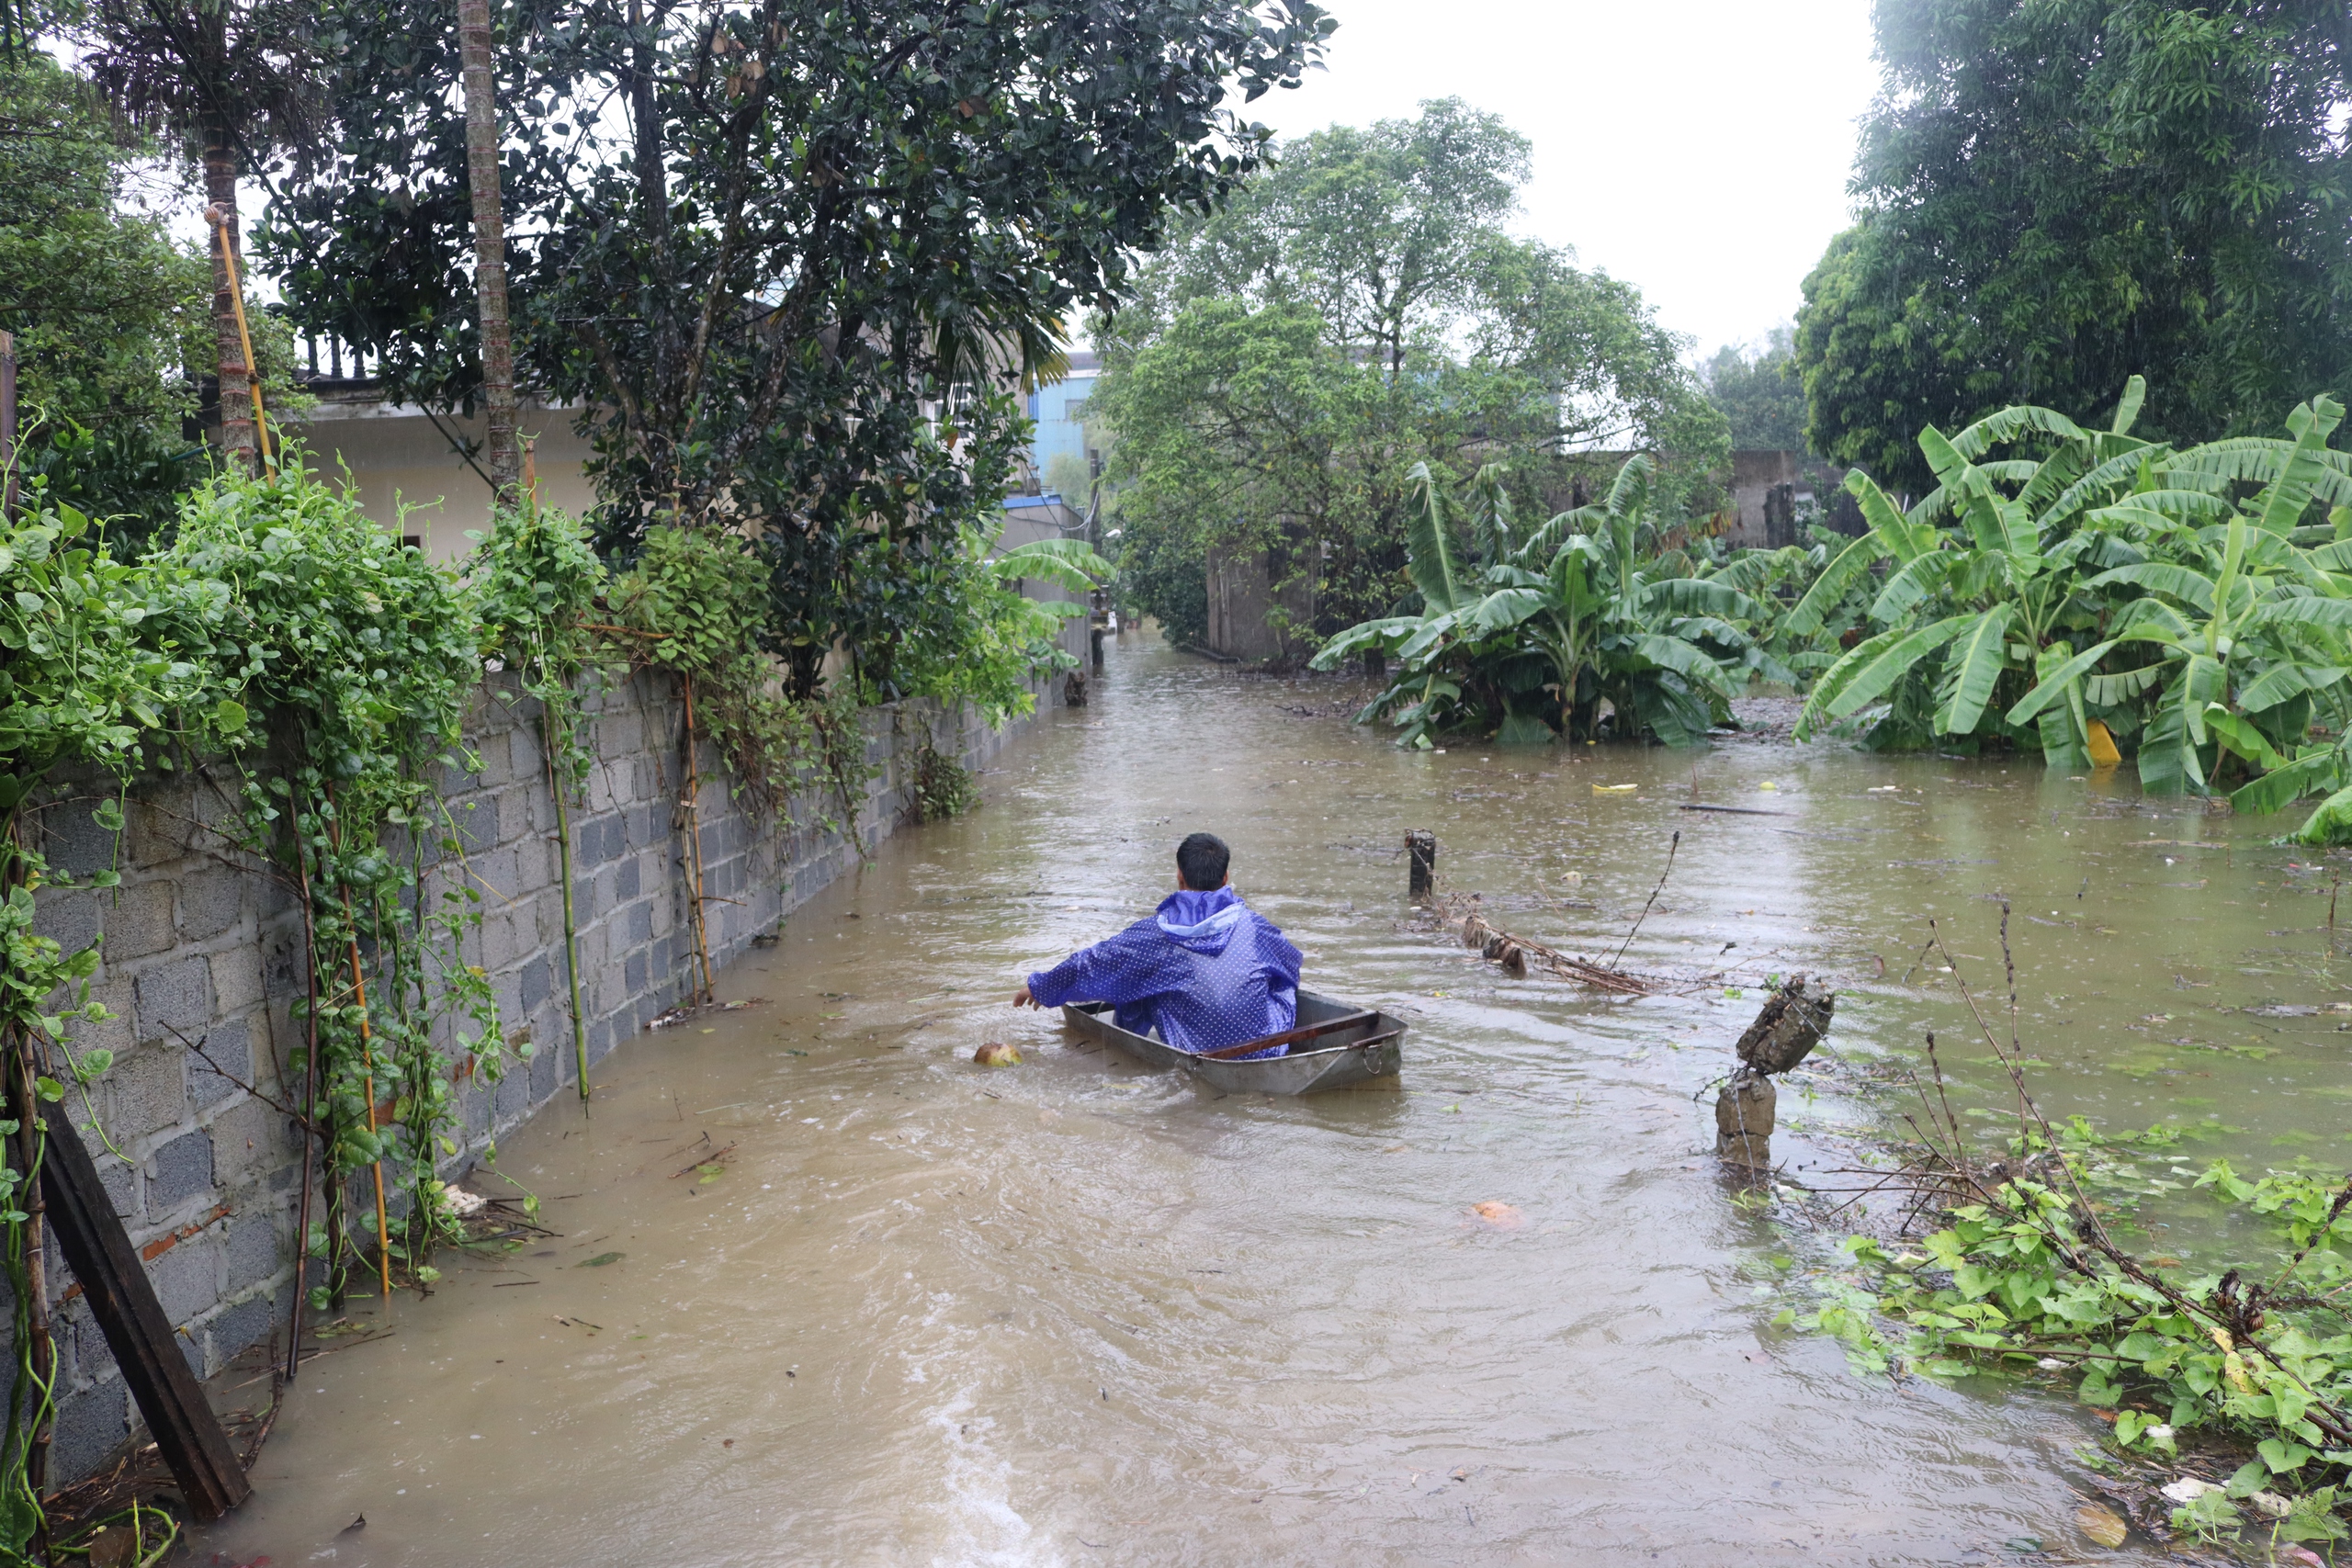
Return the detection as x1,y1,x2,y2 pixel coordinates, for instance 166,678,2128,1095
1093,98,1726,643
263,0,1329,694
1702,326,1806,451
1795,0,2352,497
0,51,204,435
0,50,251,540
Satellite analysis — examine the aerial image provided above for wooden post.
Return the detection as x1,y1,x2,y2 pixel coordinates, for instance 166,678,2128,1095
1406,830,1437,900
38,1099,250,1522
2,328,17,519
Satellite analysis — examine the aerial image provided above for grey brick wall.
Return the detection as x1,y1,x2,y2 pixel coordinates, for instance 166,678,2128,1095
19,671,1046,1479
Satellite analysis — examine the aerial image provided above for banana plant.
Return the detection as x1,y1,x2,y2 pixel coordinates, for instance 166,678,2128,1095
1792,381,2166,758
1313,457,1776,746
2005,395,2352,794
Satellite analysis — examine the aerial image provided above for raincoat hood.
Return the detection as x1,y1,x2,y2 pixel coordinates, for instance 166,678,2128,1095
1154,887,1248,953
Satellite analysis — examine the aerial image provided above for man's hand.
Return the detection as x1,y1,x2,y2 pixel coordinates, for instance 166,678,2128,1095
1012,985,1037,1008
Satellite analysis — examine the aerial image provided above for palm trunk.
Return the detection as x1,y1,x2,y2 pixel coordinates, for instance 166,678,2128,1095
458,0,522,502
202,122,256,469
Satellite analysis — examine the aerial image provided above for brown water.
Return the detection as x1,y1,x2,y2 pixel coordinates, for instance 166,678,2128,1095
191,629,2350,1567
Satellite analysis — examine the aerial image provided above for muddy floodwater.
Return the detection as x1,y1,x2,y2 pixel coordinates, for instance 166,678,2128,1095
192,629,2350,1567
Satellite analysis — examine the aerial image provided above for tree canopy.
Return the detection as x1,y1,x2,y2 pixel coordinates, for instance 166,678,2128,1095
261,0,1330,691
0,53,203,436
1794,0,2352,497
1701,326,1805,452
1092,97,1726,647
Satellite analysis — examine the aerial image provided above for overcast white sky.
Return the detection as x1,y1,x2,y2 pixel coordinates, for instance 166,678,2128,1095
1243,0,1883,360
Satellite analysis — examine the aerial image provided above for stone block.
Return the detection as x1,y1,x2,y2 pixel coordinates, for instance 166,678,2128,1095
33,888,101,960
37,799,117,876
189,1016,250,1110
108,1045,186,1144
84,1148,137,1225
521,956,552,1015
529,1040,556,1102
133,956,211,1045
148,1128,214,1214
207,1097,278,1188
100,882,177,963
616,854,642,902
625,900,653,946
260,927,305,999
50,1382,131,1485
624,951,648,995
149,1235,220,1325
452,796,496,854
125,784,196,864
493,1070,529,1124
74,977,135,1057
209,944,266,1014
209,1288,277,1366
224,1213,280,1294
509,723,546,785
175,866,243,942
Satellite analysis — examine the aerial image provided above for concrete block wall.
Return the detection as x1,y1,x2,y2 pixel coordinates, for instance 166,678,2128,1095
19,671,1046,1482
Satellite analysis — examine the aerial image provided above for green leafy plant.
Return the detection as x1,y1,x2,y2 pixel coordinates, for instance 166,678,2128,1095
466,500,608,1101
1781,917,2352,1525
1313,457,1781,746
0,478,238,1548
155,458,500,1303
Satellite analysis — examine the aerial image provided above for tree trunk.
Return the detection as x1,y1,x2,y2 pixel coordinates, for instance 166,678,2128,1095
458,0,522,502
203,122,256,469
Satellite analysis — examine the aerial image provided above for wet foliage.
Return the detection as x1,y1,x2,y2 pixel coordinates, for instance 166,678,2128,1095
1311,457,1788,746
1781,914,2351,1548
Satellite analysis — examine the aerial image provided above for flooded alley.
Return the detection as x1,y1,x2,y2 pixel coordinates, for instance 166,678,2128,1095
193,630,2348,1567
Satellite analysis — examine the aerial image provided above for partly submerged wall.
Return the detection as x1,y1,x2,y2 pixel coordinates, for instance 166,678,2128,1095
20,673,1049,1482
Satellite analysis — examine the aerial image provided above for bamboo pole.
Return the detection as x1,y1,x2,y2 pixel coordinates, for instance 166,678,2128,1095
679,675,716,1005
204,205,274,476
322,795,393,1305
288,850,322,1380
342,938,394,1305
544,712,591,1103
2,328,18,518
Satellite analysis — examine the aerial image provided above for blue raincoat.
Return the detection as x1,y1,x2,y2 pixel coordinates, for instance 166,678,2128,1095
1026,887,1302,1055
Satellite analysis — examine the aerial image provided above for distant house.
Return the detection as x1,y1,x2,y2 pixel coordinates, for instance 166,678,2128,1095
287,384,593,562
1026,350,1099,491
998,491,1095,671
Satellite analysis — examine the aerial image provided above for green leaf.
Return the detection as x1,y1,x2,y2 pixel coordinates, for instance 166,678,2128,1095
2258,1437,2313,1474
1799,614,1974,735
2230,746,2343,815
1933,605,2015,735
34,1077,63,1104
2086,562,2216,615
1782,532,1883,638
1402,460,1462,615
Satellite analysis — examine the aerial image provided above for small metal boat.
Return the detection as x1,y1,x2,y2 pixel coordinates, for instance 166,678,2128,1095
1059,989,1405,1095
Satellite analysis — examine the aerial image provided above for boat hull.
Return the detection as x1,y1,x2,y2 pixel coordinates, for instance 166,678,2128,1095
1059,989,1405,1095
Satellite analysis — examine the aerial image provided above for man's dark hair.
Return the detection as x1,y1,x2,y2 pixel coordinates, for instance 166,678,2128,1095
1176,832,1230,890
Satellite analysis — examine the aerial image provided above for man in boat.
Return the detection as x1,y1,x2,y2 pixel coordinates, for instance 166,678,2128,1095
1012,832,1303,1056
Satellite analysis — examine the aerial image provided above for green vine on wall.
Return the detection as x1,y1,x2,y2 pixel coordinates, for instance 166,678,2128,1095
0,482,237,1558
153,462,502,1303
467,499,605,1101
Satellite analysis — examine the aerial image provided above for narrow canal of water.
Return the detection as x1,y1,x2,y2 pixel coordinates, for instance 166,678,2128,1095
193,628,2348,1566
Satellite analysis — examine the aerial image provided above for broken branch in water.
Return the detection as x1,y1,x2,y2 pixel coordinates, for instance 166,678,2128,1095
1428,891,1653,995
